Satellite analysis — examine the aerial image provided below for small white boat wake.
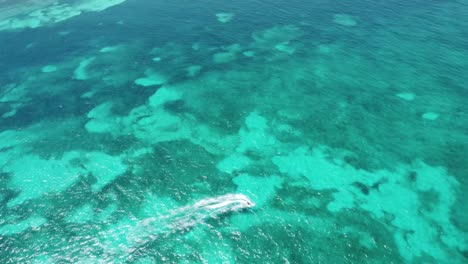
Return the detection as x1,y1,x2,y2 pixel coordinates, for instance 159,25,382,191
165,193,255,230
97,194,255,262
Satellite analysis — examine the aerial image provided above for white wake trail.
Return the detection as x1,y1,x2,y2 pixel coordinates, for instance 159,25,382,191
98,194,255,262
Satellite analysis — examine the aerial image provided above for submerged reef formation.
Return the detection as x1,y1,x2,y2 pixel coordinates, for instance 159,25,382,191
0,0,467,263
0,0,127,31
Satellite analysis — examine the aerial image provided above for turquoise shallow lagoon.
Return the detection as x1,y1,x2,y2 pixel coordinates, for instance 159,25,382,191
0,0,467,263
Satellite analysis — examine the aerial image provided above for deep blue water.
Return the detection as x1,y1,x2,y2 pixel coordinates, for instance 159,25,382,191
0,0,467,263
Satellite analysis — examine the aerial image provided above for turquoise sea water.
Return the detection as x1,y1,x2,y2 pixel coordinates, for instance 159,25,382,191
0,0,467,263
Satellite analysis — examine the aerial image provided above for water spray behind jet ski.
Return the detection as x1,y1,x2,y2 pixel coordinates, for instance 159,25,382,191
99,193,256,262
163,193,255,230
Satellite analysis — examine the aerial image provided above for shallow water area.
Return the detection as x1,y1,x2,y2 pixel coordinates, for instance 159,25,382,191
0,0,467,263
